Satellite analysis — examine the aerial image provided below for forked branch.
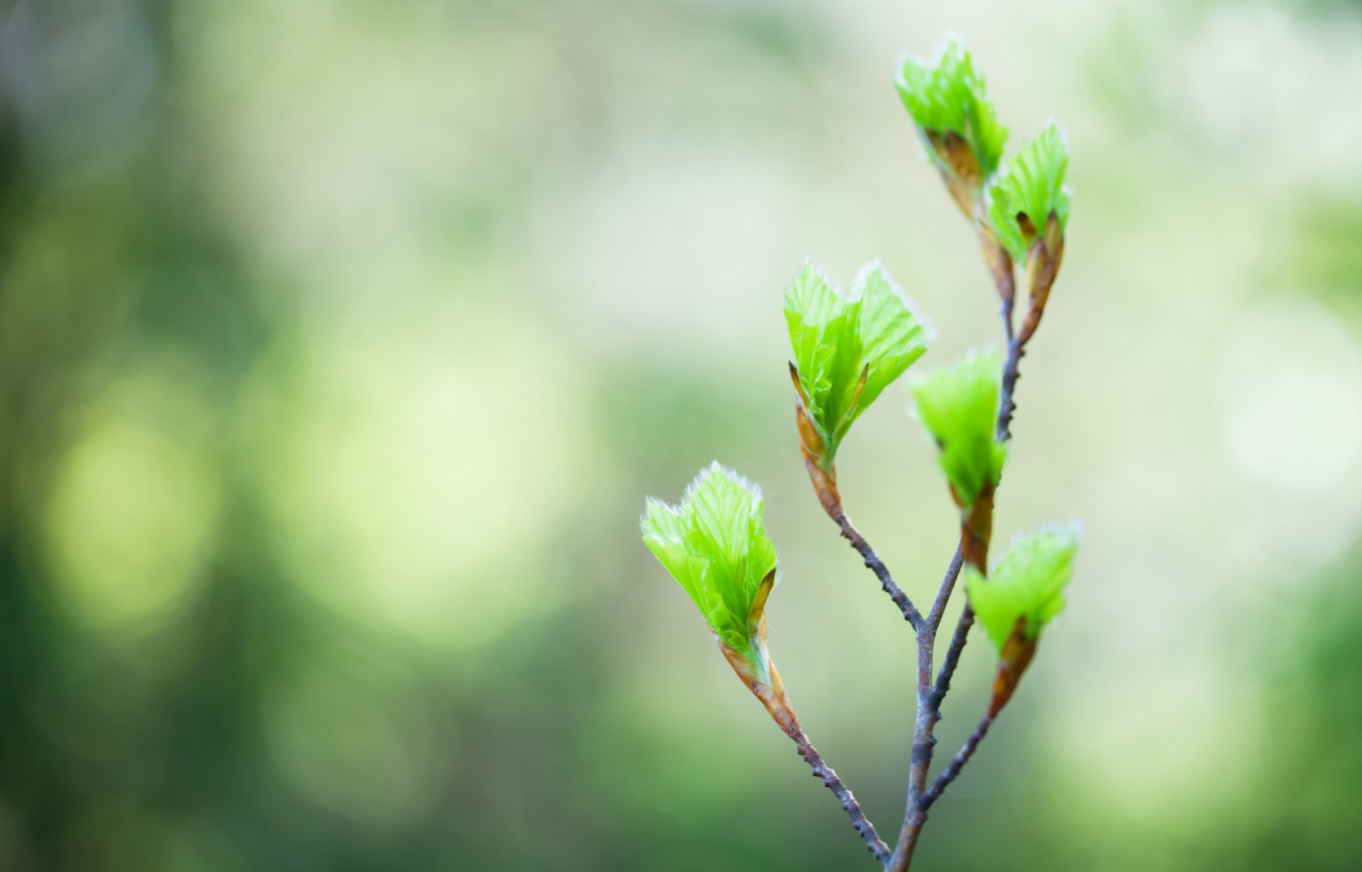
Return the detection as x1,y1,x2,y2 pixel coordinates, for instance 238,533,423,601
641,33,1078,872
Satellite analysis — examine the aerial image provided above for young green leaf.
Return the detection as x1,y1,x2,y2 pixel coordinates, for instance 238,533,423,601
988,121,1072,263
911,349,1006,510
641,462,780,681
785,259,933,470
896,34,1008,191
966,524,1081,655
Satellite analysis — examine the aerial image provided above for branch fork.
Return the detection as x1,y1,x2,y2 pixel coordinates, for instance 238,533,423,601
786,203,1060,872
646,37,1075,870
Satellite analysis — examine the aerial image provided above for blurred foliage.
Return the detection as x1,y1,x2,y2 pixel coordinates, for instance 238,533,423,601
1288,199,1362,303
1,0,1362,870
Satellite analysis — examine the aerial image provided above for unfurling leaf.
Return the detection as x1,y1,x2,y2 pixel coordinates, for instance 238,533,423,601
785,259,933,472
896,34,1008,210
965,524,1081,655
987,121,1072,263
641,462,780,684
911,349,1006,510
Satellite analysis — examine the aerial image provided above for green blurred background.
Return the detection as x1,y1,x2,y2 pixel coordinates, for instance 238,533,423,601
2,0,1362,869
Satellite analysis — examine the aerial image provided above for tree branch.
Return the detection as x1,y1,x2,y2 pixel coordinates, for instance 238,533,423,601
996,337,1025,442
890,623,939,870
832,509,924,630
930,602,975,712
887,537,972,871
785,723,893,864
925,544,964,632
890,241,1036,869
917,711,997,811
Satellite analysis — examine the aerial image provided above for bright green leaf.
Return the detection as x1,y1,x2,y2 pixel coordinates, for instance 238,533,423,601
896,33,1009,182
911,349,1006,509
641,462,779,678
988,121,1072,262
785,259,933,468
966,524,1081,655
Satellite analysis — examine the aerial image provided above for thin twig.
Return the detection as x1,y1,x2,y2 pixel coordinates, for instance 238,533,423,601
740,665,890,864
929,602,975,710
834,510,923,630
888,543,969,871
925,543,964,632
890,237,1035,870
886,614,939,871
786,724,893,863
918,711,997,811
996,337,1024,442
887,542,969,869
